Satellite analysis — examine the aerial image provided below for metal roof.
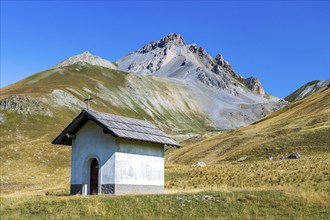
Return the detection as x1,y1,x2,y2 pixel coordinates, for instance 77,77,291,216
51,109,180,147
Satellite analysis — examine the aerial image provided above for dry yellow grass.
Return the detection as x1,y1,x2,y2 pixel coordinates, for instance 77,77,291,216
168,87,330,164
165,154,330,195
1,189,329,219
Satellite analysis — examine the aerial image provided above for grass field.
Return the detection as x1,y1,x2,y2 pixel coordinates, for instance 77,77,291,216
1,152,329,219
165,154,330,193
1,76,329,219
1,189,329,219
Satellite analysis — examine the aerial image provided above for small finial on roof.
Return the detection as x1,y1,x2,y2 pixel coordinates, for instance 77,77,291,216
84,96,93,111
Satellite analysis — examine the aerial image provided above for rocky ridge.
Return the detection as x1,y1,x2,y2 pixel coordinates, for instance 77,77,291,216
285,79,330,102
243,77,265,96
0,95,53,116
137,33,186,54
117,33,264,96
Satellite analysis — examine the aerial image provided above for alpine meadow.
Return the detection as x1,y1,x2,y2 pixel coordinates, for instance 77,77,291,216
1,19,329,220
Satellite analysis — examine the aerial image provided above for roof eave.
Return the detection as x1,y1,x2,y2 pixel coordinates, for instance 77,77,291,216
119,137,180,148
51,110,119,145
51,109,180,147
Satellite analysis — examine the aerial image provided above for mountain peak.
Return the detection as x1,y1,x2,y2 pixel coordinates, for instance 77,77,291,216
161,33,186,45
53,51,117,69
137,33,186,54
117,34,266,96
81,51,92,55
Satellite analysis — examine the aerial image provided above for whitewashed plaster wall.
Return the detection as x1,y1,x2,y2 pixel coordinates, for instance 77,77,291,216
71,121,117,188
115,139,164,187
71,120,165,194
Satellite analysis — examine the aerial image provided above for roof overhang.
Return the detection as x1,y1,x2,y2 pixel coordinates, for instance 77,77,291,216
51,110,180,147
51,110,118,145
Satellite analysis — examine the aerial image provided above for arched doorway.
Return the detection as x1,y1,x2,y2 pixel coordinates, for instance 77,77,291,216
90,158,99,195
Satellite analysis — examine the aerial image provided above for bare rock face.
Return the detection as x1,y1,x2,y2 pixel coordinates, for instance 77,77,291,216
127,55,165,75
0,95,53,116
124,33,188,75
188,44,198,53
117,33,266,97
197,47,214,69
243,77,265,96
197,69,229,90
159,33,186,46
214,54,244,80
138,33,186,54
214,54,233,72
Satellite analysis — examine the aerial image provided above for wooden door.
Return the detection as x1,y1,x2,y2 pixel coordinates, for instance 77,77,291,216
90,159,99,195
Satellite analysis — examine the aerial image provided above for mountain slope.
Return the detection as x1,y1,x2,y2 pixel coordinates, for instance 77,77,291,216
0,64,212,133
285,79,329,102
117,33,286,127
0,63,216,195
169,87,330,165
117,33,265,96
1,49,286,130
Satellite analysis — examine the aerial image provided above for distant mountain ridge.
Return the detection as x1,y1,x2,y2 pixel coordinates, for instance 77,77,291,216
117,33,265,96
285,79,330,102
1,33,287,132
51,33,266,98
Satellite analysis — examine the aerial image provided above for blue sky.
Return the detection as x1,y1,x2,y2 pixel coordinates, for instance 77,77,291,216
1,1,329,98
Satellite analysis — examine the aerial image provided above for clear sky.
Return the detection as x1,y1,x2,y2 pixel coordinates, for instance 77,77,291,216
1,1,329,98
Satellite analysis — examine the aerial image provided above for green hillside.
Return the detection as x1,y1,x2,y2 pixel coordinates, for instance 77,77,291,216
0,64,212,195
1,64,212,132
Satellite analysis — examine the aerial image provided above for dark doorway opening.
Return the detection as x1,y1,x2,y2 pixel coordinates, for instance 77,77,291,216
90,159,99,195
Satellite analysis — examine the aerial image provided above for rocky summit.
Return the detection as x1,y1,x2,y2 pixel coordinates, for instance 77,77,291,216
137,33,186,54
115,33,287,128
54,51,117,70
117,33,264,96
